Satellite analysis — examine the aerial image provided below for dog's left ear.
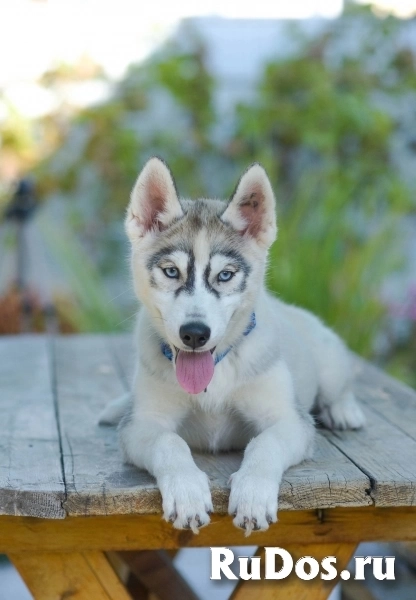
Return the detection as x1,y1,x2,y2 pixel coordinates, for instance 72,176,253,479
221,164,277,248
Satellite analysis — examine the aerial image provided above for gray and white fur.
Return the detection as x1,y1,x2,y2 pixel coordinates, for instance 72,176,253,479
99,157,365,535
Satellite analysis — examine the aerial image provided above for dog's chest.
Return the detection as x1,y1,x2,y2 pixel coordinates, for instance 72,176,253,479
177,408,254,453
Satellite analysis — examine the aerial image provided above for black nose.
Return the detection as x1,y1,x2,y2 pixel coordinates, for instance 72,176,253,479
179,322,211,349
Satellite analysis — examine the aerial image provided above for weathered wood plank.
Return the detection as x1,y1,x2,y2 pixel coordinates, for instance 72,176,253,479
1,507,416,553
353,358,416,442
7,333,410,519
312,355,416,509
280,434,371,510
324,404,416,507
0,336,65,518
0,331,413,528
53,334,155,516
195,434,372,512
230,543,356,600
10,551,132,600
325,357,416,506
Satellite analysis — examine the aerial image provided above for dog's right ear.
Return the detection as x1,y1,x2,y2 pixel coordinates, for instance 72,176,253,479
126,157,183,240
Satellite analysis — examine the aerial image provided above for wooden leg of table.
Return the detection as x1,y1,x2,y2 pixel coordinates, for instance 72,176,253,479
9,551,132,600
231,543,357,600
118,550,198,600
107,551,149,599
340,578,377,600
108,549,183,600
125,573,151,600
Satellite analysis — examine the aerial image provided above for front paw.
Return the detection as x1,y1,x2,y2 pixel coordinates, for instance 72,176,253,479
228,471,279,536
159,468,213,534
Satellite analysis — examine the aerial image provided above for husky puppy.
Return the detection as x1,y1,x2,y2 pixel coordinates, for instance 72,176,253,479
100,157,365,535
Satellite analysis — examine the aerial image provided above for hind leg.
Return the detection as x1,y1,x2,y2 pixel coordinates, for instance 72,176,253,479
284,303,366,431
313,336,366,430
317,389,365,430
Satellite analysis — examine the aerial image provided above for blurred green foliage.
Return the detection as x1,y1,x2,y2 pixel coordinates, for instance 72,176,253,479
233,58,394,190
6,4,415,375
40,220,124,332
226,9,414,357
267,173,405,356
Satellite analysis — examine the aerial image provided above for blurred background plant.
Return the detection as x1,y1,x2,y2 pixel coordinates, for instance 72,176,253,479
1,1,416,386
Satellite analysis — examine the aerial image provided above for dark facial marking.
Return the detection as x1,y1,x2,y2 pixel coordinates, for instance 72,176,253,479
238,278,248,293
214,249,251,293
147,244,195,292
210,249,251,277
205,249,251,295
146,246,176,271
146,236,192,271
175,250,195,296
203,263,220,298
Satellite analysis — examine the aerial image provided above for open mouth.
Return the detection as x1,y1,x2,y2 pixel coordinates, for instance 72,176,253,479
173,346,216,359
173,346,216,395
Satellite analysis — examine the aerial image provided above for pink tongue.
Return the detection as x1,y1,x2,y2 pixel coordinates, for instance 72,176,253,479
175,350,215,394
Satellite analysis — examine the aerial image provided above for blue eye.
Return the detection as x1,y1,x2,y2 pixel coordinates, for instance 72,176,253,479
218,270,234,282
163,267,179,279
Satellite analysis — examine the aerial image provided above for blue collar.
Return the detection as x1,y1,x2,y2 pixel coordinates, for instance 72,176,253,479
161,312,256,365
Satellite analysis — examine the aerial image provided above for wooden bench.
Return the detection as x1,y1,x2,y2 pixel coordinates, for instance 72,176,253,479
1,334,415,599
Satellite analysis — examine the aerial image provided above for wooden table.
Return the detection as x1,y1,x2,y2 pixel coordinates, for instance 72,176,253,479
1,334,415,599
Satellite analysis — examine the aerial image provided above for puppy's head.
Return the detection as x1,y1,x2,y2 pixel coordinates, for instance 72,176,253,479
126,157,277,393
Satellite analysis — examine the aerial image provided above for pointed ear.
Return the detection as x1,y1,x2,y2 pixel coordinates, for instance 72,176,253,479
125,157,183,240
221,164,277,248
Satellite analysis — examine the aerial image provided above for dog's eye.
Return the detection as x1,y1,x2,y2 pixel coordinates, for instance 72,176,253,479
162,267,179,279
218,270,234,282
